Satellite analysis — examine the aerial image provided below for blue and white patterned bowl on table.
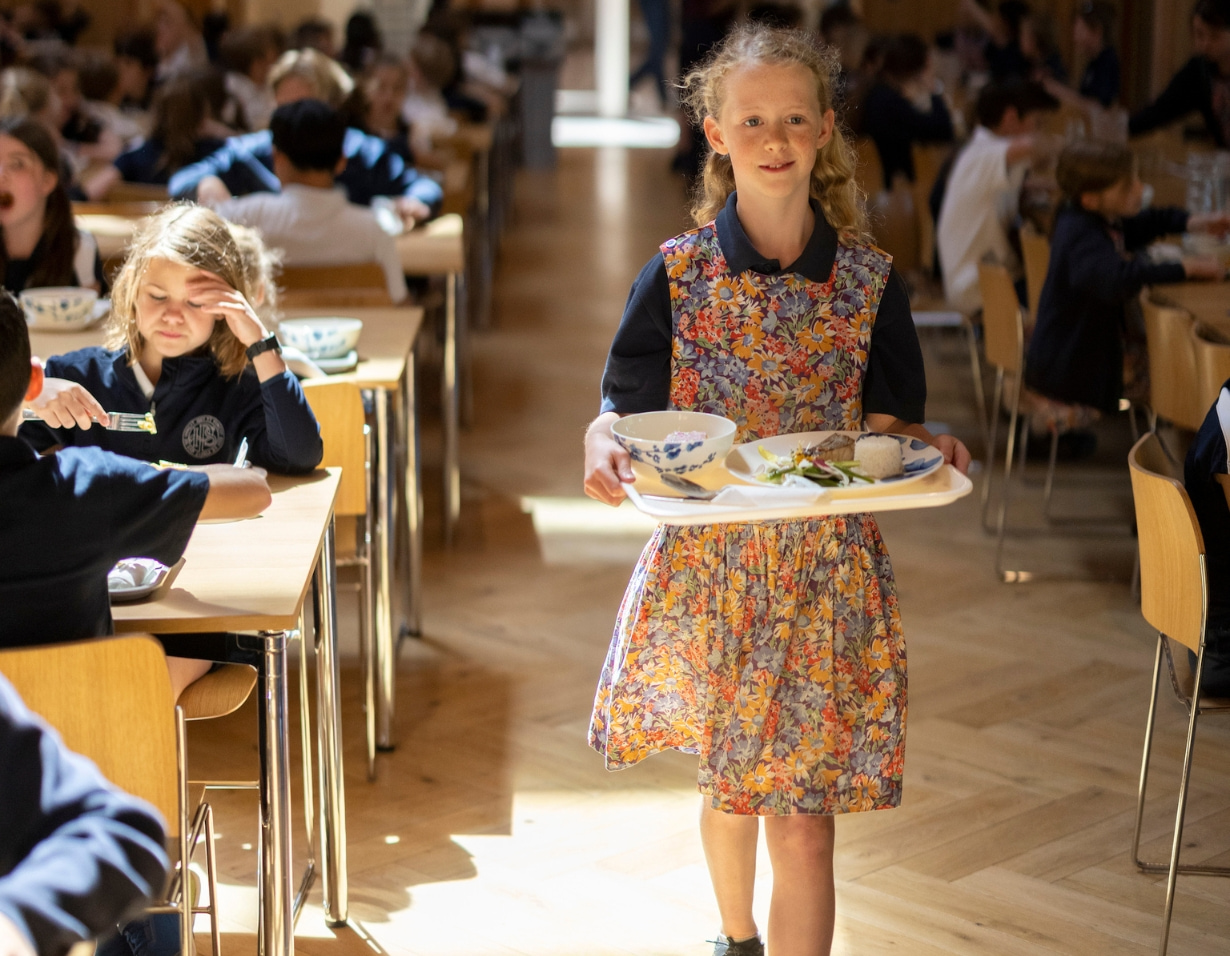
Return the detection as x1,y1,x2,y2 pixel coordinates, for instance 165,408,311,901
277,317,364,360
20,287,99,328
612,410,737,476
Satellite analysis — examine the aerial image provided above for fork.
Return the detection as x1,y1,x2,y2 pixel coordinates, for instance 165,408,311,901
22,409,157,434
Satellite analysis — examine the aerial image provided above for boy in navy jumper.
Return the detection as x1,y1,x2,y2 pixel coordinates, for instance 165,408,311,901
0,292,271,696
1026,139,1228,419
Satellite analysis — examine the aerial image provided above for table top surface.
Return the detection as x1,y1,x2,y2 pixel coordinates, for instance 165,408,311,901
112,469,341,634
1153,280,1230,330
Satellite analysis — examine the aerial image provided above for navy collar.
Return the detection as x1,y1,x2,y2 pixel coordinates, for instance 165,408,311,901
714,191,838,283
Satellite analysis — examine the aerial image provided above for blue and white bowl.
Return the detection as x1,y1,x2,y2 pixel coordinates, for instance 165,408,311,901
612,410,736,476
278,317,364,360
20,287,99,328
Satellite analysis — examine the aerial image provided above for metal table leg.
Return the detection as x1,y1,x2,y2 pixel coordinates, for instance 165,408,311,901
443,273,460,546
257,629,294,956
313,522,348,925
397,364,422,638
372,389,397,751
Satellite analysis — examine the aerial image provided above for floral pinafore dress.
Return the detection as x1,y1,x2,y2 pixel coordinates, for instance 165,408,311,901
589,220,908,816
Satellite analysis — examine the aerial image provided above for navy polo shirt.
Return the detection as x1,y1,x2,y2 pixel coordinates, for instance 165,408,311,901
0,437,209,646
601,192,927,423
20,348,323,474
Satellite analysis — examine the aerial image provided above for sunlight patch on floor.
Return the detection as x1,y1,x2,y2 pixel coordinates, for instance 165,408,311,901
520,495,656,564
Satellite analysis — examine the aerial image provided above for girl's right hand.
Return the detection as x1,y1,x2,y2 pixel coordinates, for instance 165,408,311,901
584,413,634,506
25,377,109,429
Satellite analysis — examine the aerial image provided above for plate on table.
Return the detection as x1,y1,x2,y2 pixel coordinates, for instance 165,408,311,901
726,431,945,491
315,350,359,374
108,557,169,602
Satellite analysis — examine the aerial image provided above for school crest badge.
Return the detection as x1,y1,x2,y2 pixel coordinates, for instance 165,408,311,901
182,414,226,459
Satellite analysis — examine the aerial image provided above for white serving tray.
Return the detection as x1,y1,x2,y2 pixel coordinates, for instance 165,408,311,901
622,458,972,525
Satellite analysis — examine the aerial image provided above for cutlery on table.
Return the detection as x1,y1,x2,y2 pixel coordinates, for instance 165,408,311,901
21,409,157,434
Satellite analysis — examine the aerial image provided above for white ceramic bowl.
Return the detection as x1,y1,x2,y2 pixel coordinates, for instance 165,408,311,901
612,410,737,476
20,287,99,328
278,317,364,360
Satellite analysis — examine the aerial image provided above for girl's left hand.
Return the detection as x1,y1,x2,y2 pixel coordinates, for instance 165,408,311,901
1189,211,1230,238
933,434,972,475
186,273,267,347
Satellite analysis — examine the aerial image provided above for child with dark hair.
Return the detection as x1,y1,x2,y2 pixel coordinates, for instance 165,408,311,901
208,99,407,302
109,75,226,185
113,28,158,112
1040,1,1121,113
936,78,1057,314
1025,140,1227,418
1131,0,1230,146
0,116,101,292
219,25,280,131
860,33,956,188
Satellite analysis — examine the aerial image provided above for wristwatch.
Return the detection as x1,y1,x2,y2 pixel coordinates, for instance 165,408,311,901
245,333,281,360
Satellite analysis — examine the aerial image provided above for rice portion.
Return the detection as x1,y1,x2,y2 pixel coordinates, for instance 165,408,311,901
855,435,904,479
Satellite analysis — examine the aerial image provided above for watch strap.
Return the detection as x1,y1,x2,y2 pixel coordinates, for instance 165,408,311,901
245,333,281,360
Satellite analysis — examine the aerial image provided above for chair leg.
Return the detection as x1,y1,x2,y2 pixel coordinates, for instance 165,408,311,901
1132,635,1165,870
203,805,221,956
1042,427,1059,518
1159,651,1207,956
296,620,316,864
995,371,1022,580
981,367,1005,528
964,315,989,458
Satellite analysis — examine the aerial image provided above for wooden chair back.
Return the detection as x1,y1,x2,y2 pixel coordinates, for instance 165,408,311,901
1143,296,1204,431
299,378,368,518
279,263,393,309
854,136,885,200
1192,321,1230,418
910,142,951,274
1129,433,1207,653
869,179,919,272
71,200,164,218
0,635,180,834
104,182,170,203
977,262,1024,373
1019,225,1050,323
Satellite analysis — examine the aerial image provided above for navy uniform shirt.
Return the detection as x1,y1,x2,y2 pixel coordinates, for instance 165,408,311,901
0,673,168,956
601,192,928,424
1025,205,1188,413
0,437,209,646
166,127,445,214
20,348,323,474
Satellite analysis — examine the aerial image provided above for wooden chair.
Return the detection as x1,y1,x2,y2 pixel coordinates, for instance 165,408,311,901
71,200,164,219
1127,433,1230,956
853,136,885,202
1019,225,1050,326
909,142,952,278
1191,321,1230,419
279,263,394,309
0,636,222,956
300,377,379,778
977,262,1028,579
1143,296,1205,436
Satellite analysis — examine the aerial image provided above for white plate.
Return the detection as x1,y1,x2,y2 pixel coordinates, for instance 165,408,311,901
726,431,945,490
26,298,109,332
316,350,359,374
108,557,169,602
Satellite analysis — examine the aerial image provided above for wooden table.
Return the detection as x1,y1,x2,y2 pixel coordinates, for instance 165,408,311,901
1154,279,1230,332
113,470,345,956
283,307,424,760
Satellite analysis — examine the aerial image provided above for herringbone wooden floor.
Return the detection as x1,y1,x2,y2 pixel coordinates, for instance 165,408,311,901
188,146,1230,955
